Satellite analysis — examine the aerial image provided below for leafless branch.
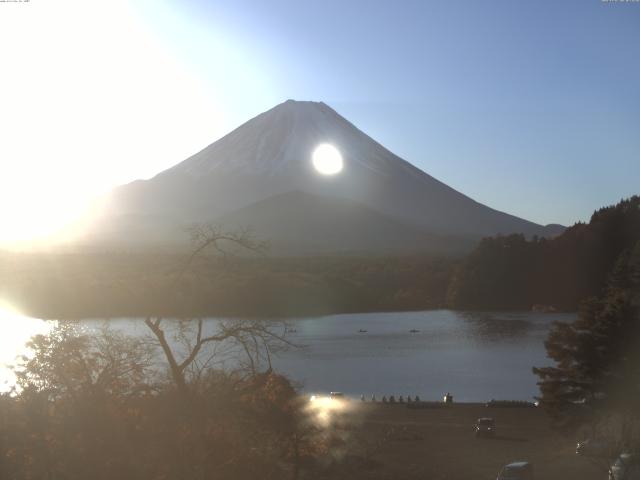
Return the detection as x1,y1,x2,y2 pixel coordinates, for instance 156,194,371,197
142,224,295,397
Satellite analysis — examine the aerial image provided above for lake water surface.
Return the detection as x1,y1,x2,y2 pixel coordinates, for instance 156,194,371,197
2,309,575,401
268,310,573,402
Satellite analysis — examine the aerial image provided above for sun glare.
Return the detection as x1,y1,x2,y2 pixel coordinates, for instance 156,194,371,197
0,0,247,248
312,144,343,175
307,395,352,427
0,301,52,392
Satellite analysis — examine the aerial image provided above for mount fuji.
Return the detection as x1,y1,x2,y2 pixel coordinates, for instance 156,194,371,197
84,100,563,254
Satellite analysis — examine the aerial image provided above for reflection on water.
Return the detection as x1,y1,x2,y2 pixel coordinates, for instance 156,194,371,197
0,301,54,392
0,308,576,401
460,311,537,341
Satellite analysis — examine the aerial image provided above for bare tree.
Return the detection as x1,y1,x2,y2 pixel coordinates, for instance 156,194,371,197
143,224,292,397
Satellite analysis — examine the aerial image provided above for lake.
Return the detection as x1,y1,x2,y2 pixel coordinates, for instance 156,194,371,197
269,310,573,402
1,308,575,401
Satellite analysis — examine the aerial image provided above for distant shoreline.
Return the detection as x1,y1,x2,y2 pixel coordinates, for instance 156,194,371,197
22,307,577,322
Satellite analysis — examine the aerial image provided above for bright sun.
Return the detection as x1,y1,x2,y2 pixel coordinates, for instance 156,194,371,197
312,144,343,175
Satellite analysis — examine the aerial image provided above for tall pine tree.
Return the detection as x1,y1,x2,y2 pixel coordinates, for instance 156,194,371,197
534,242,640,444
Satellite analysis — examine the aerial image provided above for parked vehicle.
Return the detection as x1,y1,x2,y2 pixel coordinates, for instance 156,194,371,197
475,417,496,437
497,461,534,480
330,392,345,400
609,453,640,480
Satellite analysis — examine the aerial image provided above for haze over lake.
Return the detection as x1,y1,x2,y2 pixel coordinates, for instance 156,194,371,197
4,310,574,401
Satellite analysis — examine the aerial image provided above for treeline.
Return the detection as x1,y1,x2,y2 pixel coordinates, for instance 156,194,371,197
448,196,640,311
0,253,456,319
4,196,638,318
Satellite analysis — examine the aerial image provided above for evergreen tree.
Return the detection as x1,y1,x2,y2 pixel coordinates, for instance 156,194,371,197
449,196,640,311
533,242,640,442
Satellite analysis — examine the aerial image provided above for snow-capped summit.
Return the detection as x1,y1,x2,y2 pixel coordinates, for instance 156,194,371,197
170,100,341,176
166,99,422,180
90,100,561,252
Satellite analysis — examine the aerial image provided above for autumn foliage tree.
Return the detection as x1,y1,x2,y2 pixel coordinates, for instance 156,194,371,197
3,322,310,480
0,225,353,480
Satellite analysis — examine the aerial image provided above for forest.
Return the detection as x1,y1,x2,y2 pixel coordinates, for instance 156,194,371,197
448,196,640,311
1,196,638,320
0,251,455,319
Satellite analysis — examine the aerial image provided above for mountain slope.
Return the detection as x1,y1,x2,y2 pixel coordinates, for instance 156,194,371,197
90,99,562,251
214,190,475,255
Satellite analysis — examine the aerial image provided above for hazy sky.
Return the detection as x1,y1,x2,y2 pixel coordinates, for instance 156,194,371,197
1,0,639,243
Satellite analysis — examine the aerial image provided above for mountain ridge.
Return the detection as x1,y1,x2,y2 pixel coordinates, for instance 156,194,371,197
85,99,564,252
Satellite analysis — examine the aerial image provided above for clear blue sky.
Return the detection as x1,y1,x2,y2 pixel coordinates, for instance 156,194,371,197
137,0,639,227
2,0,638,243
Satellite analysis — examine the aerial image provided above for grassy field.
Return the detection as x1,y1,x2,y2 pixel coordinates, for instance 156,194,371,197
330,403,604,480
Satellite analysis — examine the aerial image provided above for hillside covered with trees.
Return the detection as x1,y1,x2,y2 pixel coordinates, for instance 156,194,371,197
0,253,455,319
3,197,638,319
448,196,640,311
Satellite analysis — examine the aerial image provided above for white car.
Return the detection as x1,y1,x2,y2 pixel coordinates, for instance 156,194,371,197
609,453,640,480
497,461,534,480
